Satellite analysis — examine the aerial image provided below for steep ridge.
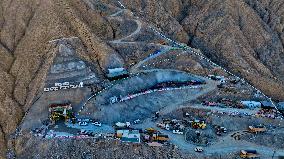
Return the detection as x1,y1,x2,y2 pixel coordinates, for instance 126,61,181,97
0,0,118,156
121,0,284,100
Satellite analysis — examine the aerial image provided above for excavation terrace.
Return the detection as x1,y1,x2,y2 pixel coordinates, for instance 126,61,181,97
80,69,213,123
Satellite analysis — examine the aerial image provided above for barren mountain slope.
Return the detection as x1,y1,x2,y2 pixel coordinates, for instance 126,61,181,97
0,0,283,158
122,0,284,99
0,0,120,156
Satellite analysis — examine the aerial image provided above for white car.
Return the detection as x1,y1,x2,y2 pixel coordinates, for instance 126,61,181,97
194,147,203,152
92,121,102,127
220,127,227,133
173,130,183,135
79,121,88,126
134,119,141,124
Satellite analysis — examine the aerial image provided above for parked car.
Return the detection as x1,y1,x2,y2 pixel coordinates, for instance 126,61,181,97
115,122,130,128
134,119,141,124
79,121,88,126
92,121,101,127
220,127,227,133
172,130,183,135
194,147,204,152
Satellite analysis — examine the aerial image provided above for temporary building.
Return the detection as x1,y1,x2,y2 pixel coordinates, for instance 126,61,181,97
260,101,274,109
240,101,261,109
121,130,141,143
107,68,128,79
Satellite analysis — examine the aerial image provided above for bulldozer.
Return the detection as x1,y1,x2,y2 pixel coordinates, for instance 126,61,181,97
191,120,206,129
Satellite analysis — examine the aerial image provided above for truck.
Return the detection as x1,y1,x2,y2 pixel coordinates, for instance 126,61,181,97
152,133,169,142
248,125,266,133
240,150,260,158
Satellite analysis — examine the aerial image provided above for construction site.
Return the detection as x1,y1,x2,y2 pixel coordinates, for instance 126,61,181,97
13,1,284,159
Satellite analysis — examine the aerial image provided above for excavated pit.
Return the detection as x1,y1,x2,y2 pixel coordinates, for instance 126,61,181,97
80,69,215,124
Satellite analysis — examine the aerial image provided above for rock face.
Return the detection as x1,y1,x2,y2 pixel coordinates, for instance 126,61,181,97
0,0,283,158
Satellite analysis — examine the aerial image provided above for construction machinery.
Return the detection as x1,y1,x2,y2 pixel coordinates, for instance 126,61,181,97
158,40,167,45
156,122,170,130
240,150,260,158
214,125,227,136
49,103,74,123
248,125,266,133
194,147,204,152
172,129,183,135
152,133,169,143
191,120,206,129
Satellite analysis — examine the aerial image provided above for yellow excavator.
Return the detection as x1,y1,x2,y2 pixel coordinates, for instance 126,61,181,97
191,120,206,129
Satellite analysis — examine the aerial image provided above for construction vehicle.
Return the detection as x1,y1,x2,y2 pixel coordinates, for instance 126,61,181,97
156,122,170,130
248,125,266,133
134,119,141,124
172,129,183,135
115,122,131,128
240,150,260,158
191,120,206,129
158,40,167,45
152,133,169,142
214,125,227,135
194,147,204,152
91,121,101,127
79,121,88,126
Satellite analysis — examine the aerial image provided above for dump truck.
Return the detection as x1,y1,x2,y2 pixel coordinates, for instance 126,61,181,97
152,133,169,142
191,120,206,129
248,125,266,133
240,150,260,158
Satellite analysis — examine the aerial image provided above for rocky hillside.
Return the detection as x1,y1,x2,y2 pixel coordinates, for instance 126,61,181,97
123,0,284,100
0,0,283,158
